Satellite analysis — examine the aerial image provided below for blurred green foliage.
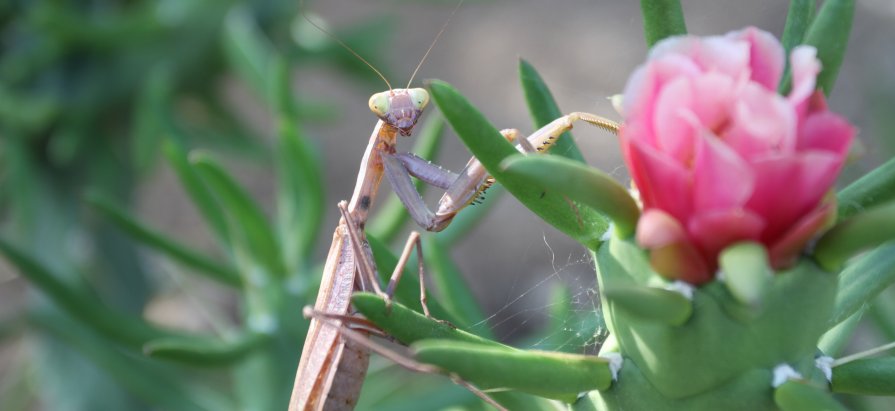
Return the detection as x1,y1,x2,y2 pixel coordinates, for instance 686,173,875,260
0,1,448,410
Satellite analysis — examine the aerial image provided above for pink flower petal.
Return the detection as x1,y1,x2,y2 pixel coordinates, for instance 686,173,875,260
622,133,693,221
651,34,750,79
688,208,765,266
788,46,821,111
797,111,855,155
768,199,836,268
654,77,698,163
746,152,843,242
727,27,785,90
723,83,797,159
692,131,754,211
690,72,738,133
623,55,702,141
637,209,711,283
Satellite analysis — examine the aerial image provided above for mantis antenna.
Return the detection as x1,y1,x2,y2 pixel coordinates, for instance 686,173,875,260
405,0,465,88
299,0,393,91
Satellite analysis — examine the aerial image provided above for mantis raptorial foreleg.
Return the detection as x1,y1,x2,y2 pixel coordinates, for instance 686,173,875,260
383,112,619,233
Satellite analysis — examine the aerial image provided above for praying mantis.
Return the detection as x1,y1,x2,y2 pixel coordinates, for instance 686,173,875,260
288,3,621,410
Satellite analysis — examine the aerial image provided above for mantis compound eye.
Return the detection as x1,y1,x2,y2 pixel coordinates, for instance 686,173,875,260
407,88,429,111
368,92,390,118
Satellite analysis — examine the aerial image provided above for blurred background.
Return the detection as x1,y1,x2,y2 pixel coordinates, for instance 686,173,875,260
1,0,893,410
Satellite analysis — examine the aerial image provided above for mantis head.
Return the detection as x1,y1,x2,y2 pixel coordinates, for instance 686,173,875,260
368,88,430,136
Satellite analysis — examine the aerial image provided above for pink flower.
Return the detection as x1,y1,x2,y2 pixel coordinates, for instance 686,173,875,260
620,27,854,284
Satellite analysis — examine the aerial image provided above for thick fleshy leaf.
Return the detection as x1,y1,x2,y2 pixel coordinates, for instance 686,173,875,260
818,308,864,357
33,312,227,411
718,242,771,309
274,58,324,271
428,80,606,249
603,284,693,326
501,155,639,237
639,0,687,47
518,59,585,162
781,0,816,59
413,339,613,401
774,380,847,411
143,333,268,367
838,157,895,219
352,293,497,348
191,153,285,278
223,6,276,105
0,238,176,348
368,115,445,242
832,357,895,396
86,192,241,287
163,142,230,248
827,242,895,325
814,201,895,271
801,0,854,94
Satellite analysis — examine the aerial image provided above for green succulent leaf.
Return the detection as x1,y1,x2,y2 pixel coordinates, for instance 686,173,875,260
33,312,230,411
718,242,772,310
838,157,895,219
774,380,847,411
143,333,269,367
519,59,585,163
223,6,276,105
86,192,241,287
163,141,231,248
818,307,865,357
412,339,613,402
801,0,854,95
781,0,816,54
828,242,895,326
832,357,895,396
639,0,688,47
501,155,639,238
191,153,285,278
274,58,325,272
602,284,692,326
814,201,895,271
0,238,176,348
352,292,498,348
428,80,606,249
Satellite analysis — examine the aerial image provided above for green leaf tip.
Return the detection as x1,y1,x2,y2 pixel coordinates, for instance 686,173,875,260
802,0,854,95
85,191,241,287
832,357,895,396
774,379,847,411
351,292,496,348
501,155,639,238
603,284,692,326
143,333,268,367
718,242,772,310
814,200,895,271
518,58,585,163
639,0,688,47
412,339,613,401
